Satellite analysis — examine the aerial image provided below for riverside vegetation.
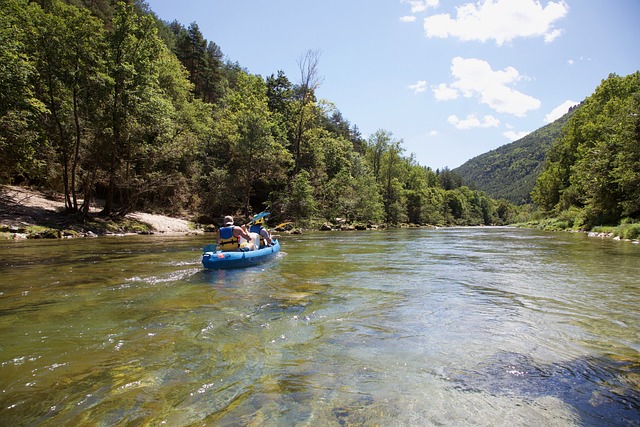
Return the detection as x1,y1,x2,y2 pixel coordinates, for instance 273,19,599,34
456,72,640,240
1,1,638,239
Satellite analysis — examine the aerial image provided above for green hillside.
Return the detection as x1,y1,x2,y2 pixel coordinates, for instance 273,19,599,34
453,107,577,204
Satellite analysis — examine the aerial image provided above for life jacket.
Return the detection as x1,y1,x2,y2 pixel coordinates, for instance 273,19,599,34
218,226,239,250
249,224,266,246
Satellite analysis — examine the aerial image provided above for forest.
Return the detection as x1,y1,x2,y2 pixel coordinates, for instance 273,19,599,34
1,0,526,228
531,72,640,231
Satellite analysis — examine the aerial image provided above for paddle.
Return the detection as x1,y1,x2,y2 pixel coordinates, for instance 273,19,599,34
248,211,270,224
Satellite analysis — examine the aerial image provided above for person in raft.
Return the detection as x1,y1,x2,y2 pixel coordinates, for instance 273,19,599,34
217,215,259,251
249,216,274,247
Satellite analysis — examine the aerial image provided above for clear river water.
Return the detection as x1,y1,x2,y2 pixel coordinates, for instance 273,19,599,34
0,227,639,426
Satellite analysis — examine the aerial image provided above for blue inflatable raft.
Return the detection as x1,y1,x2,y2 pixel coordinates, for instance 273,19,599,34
202,240,280,270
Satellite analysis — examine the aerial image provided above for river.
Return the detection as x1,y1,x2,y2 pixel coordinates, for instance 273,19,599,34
0,227,638,426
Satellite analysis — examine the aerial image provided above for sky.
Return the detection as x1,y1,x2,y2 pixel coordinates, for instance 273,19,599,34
145,0,640,170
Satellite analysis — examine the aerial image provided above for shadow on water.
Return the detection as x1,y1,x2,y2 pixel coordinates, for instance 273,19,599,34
450,351,640,426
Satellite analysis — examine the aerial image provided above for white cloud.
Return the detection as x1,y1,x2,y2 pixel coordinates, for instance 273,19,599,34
545,100,578,123
569,56,591,65
408,80,428,94
403,0,439,14
400,15,417,22
544,28,563,43
439,57,540,117
448,114,500,130
429,130,439,136
432,83,459,101
504,130,530,141
423,0,568,45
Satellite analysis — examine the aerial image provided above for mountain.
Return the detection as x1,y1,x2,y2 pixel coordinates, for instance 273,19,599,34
453,107,578,204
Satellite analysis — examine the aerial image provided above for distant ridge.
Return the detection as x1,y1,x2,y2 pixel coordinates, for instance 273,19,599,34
453,106,578,204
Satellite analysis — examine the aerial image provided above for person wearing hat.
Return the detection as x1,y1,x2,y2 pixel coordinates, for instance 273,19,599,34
249,216,274,247
216,215,256,251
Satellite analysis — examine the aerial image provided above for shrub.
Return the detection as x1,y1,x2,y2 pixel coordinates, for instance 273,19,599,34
618,224,640,240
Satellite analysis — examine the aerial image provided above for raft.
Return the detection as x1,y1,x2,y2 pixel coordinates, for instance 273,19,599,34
202,240,280,270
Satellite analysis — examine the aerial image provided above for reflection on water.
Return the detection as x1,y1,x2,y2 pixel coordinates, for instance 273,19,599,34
0,228,638,425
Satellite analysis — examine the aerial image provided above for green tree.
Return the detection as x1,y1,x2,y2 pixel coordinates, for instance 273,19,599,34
292,49,322,174
266,70,293,116
379,136,406,224
208,72,291,216
532,72,640,224
422,186,447,225
33,0,105,210
438,167,463,190
531,162,564,211
171,21,225,103
496,199,518,225
265,70,293,157
367,129,392,181
350,154,384,223
100,1,164,215
283,170,317,220
444,190,464,224
0,0,46,183
404,160,439,224
133,46,213,214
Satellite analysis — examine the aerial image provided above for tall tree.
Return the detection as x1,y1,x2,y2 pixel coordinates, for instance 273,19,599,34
170,21,225,103
293,49,322,174
101,1,163,215
283,170,316,220
404,161,438,224
367,129,392,181
210,72,292,216
0,0,46,183
33,0,105,210
378,134,405,224
202,41,225,103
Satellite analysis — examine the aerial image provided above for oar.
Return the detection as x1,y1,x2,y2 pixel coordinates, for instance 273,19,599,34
248,211,270,224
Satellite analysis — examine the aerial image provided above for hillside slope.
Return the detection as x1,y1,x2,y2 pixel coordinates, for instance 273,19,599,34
453,108,577,204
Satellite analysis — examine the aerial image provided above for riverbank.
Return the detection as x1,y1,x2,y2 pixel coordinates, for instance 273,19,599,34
515,219,640,244
1,185,199,239
3,185,638,243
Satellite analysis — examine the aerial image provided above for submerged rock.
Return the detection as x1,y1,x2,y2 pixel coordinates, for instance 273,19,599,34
448,351,640,426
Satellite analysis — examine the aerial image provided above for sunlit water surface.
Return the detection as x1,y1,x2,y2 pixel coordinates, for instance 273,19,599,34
0,228,638,426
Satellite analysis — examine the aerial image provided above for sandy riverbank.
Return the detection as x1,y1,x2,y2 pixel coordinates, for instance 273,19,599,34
1,185,199,238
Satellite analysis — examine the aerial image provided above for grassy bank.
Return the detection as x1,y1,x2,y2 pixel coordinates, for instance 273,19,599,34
515,218,640,242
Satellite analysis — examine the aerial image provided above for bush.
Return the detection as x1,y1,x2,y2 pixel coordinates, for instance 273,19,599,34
545,220,569,231
618,223,640,240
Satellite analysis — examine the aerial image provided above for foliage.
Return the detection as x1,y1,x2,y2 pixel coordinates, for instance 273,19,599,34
532,72,640,226
282,170,316,220
0,0,46,182
616,223,640,240
0,0,534,227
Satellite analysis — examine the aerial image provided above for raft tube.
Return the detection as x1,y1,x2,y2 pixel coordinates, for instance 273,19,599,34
202,240,280,270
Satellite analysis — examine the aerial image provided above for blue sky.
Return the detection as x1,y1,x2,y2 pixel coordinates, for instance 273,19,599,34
146,0,640,170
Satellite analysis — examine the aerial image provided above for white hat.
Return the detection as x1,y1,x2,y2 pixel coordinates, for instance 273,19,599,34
223,215,234,226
